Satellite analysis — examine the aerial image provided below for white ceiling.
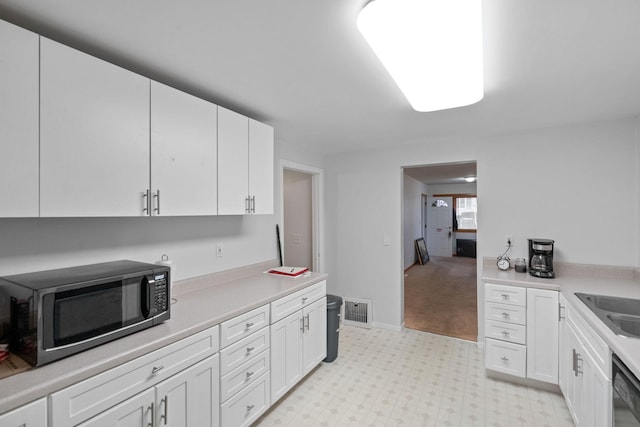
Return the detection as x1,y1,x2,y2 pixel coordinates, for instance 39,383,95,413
1,0,639,156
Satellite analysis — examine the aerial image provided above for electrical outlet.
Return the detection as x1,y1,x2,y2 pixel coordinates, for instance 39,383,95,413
505,235,512,247
216,244,223,258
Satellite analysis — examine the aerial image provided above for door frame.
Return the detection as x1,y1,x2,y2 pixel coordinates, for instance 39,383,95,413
279,160,324,272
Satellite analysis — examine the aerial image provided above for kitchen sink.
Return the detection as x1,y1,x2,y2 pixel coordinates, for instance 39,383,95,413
575,293,640,339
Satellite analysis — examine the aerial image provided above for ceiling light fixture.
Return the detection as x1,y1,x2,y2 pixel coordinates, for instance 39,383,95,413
464,176,477,182
357,0,484,112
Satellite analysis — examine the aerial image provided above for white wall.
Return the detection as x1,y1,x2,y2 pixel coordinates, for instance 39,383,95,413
0,139,324,288
403,174,428,269
325,117,640,332
283,169,313,268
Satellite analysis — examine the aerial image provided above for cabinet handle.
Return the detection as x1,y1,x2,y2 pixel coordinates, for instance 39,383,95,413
501,293,510,300
501,312,510,319
246,322,254,329
246,404,255,412
501,356,509,364
147,402,154,427
161,395,169,425
153,190,160,215
572,349,583,376
151,365,164,375
142,190,150,215
305,314,310,331
559,303,565,321
251,196,256,213
501,331,510,337
246,346,255,354
245,196,250,214
246,371,255,380
300,317,305,332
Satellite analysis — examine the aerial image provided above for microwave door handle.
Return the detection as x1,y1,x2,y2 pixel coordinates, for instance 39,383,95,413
141,277,151,318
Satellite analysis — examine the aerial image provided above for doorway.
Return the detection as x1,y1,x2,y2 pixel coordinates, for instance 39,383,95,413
402,161,478,341
280,161,323,272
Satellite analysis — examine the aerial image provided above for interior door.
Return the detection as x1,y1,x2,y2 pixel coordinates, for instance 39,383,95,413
426,196,453,257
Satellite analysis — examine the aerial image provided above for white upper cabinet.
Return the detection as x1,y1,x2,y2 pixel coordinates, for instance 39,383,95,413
150,81,218,216
248,119,274,215
40,37,150,217
0,20,39,217
217,106,250,215
218,107,274,215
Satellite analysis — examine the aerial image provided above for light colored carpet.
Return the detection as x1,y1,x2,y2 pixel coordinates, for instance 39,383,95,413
404,256,478,341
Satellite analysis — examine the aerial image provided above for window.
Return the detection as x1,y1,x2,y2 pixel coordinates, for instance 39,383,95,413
455,197,477,231
433,194,477,231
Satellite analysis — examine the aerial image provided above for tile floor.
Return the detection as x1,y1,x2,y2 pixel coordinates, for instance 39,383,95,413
255,326,575,427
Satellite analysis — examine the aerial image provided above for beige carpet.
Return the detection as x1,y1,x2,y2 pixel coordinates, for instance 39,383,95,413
404,256,478,342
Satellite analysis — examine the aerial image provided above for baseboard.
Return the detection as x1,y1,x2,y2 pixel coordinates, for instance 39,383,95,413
371,322,403,332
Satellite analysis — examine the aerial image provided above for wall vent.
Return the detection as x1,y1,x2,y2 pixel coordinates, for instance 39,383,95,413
342,297,372,328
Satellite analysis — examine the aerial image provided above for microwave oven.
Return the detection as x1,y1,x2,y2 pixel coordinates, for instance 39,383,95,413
0,260,170,366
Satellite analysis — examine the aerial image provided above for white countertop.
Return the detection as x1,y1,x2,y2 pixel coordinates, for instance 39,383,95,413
482,259,640,380
0,261,327,415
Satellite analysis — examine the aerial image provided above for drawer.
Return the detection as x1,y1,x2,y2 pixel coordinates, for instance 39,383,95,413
220,304,269,349
271,280,326,323
485,319,526,345
485,338,526,378
51,325,219,427
485,302,527,325
221,371,270,427
220,327,270,376
485,283,526,306
221,349,270,402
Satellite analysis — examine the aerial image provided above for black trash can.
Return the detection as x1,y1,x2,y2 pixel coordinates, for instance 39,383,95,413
324,294,343,363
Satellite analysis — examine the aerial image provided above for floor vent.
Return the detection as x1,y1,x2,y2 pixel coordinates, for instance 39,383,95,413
343,297,372,328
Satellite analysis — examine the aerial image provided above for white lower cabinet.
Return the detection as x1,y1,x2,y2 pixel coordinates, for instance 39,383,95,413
559,294,611,427
270,281,327,405
219,304,271,426
0,397,47,427
484,283,559,385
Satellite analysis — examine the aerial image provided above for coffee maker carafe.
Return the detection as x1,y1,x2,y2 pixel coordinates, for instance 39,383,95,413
528,238,555,278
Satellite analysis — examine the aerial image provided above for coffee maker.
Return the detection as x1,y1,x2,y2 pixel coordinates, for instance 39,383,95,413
528,238,555,278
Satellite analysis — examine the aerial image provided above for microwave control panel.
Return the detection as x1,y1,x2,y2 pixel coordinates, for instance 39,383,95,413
152,273,169,314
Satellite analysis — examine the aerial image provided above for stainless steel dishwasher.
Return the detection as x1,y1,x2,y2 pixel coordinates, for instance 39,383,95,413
613,354,640,426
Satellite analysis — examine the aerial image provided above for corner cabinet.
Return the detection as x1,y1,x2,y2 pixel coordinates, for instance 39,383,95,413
559,294,612,427
218,107,274,215
484,283,558,384
0,397,47,427
150,81,218,216
270,281,327,404
0,19,39,217
40,37,150,217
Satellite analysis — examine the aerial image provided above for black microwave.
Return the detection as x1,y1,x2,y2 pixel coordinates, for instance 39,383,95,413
0,260,170,366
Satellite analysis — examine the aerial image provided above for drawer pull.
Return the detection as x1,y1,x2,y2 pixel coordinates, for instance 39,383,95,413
246,346,255,354
246,371,255,379
151,365,164,375
501,356,509,364
501,293,510,300
501,312,510,319
302,297,309,304
245,322,254,329
501,331,510,337
246,404,255,412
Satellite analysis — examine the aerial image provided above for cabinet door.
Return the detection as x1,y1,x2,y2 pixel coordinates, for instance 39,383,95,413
0,20,39,217
302,297,327,375
248,119,274,215
78,388,154,427
155,354,220,427
558,294,568,395
526,288,559,384
40,38,150,217
0,398,47,427
563,320,582,425
150,81,217,216
270,311,303,404
217,106,249,215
